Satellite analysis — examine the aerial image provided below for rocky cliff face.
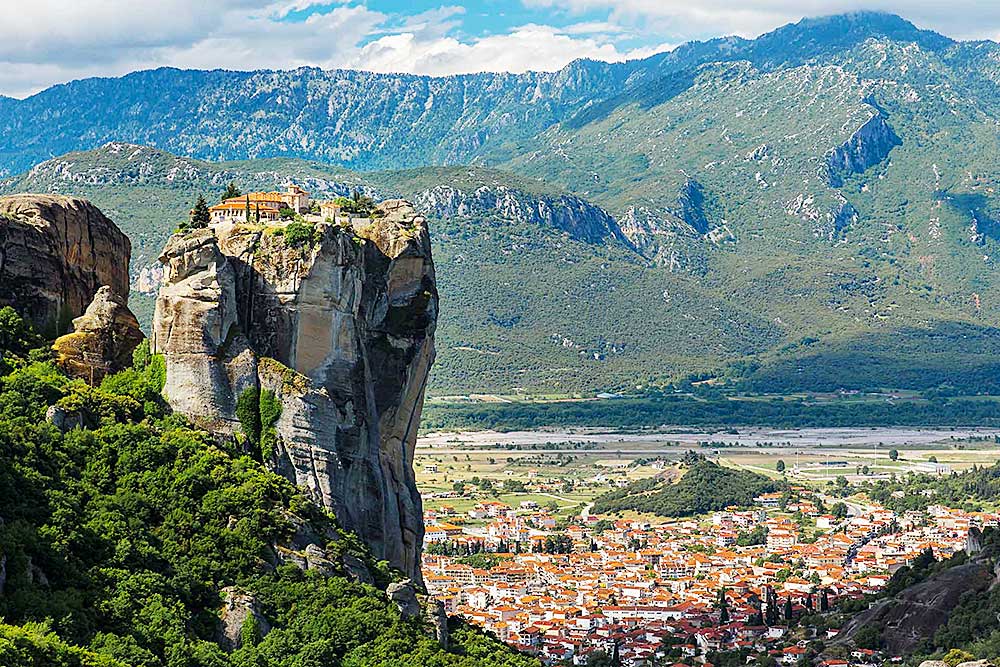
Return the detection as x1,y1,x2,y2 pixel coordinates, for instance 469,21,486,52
414,184,625,244
152,201,437,581
0,195,131,335
616,179,731,271
826,111,901,186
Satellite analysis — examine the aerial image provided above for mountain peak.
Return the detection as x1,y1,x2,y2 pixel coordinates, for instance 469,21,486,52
755,11,954,59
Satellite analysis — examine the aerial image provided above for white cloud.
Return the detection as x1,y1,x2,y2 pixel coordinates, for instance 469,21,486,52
0,0,668,97
351,24,669,77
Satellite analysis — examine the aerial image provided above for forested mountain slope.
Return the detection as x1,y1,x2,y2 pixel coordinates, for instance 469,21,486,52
0,310,537,667
6,13,1000,396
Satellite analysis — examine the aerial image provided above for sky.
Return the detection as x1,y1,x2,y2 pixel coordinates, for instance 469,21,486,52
2,0,1000,99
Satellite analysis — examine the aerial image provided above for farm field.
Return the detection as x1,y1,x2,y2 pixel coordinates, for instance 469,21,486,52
415,426,1000,512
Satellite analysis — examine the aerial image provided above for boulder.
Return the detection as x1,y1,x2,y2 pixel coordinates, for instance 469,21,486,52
52,286,144,384
386,580,420,618
0,195,130,335
46,404,85,432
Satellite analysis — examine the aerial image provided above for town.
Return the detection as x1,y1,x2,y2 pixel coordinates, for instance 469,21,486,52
421,460,990,667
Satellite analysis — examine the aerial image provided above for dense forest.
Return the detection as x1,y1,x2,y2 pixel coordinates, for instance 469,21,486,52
422,394,1000,432
0,307,537,667
592,458,777,517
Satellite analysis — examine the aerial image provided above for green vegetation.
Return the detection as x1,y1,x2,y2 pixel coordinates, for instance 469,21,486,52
235,387,282,462
280,221,316,248
0,307,538,667
866,462,1000,512
422,394,1000,431
335,191,376,217
592,458,777,516
0,622,126,667
184,195,210,231
222,183,241,201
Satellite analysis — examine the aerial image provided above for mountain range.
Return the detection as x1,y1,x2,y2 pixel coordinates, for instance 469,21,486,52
5,11,1000,396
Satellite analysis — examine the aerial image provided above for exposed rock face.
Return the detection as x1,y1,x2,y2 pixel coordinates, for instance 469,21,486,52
217,587,271,651
425,597,449,649
673,179,711,235
414,184,624,244
52,286,144,384
616,180,730,272
836,560,994,655
826,111,901,186
0,195,130,335
45,404,85,432
153,200,437,581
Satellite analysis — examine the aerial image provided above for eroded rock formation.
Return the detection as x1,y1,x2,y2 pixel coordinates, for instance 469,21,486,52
152,200,437,581
414,184,625,244
835,559,994,655
52,286,145,384
0,195,131,335
826,110,901,187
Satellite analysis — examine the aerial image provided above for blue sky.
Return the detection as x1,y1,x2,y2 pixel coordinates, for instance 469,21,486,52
2,0,1000,99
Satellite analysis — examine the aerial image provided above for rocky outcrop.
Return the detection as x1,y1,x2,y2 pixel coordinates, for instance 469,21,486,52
414,184,625,244
45,405,85,432
217,587,271,651
425,597,449,649
836,560,994,655
152,200,437,582
813,198,859,240
674,179,711,235
616,180,730,271
52,286,145,384
826,111,901,187
0,195,131,335
387,580,421,618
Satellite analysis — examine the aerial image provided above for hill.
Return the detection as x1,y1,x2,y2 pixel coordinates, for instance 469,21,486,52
591,458,778,517
6,13,1000,398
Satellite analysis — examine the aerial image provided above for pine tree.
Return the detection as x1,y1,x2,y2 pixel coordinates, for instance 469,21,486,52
189,195,210,228
223,182,241,201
